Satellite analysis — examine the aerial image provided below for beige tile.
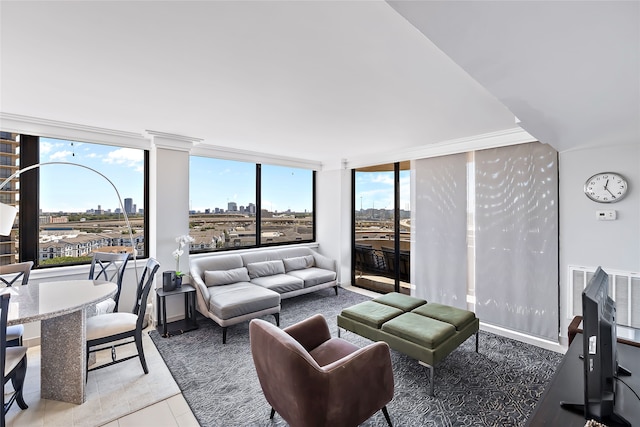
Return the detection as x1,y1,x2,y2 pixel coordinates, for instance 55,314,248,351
175,411,200,427
117,401,178,427
166,395,192,418
100,421,119,427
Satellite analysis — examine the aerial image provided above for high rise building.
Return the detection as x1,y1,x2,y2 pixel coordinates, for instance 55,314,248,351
124,198,133,214
227,202,238,212
0,132,18,265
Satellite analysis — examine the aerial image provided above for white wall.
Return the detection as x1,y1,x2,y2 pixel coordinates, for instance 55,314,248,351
316,168,352,284
558,143,640,341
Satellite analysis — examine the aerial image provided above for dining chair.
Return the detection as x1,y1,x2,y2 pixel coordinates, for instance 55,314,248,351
88,252,129,313
0,261,33,347
1,293,28,427
85,257,160,378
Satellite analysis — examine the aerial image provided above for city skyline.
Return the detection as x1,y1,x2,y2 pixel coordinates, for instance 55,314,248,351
38,138,410,214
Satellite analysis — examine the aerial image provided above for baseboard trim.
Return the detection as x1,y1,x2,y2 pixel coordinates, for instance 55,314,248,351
480,322,566,354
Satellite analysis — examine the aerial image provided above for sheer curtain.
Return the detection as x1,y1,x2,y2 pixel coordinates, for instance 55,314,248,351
473,142,558,341
412,153,467,307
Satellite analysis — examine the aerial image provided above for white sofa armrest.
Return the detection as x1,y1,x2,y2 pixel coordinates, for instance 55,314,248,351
189,267,211,311
312,251,336,272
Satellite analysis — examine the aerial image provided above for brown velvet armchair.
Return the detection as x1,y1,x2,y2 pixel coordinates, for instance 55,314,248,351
249,314,394,427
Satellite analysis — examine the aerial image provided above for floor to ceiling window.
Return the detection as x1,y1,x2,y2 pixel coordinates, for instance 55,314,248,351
0,132,148,268
352,162,410,294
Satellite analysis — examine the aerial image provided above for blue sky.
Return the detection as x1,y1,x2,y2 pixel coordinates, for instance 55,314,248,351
39,138,144,213
355,170,411,212
38,138,410,214
189,156,314,213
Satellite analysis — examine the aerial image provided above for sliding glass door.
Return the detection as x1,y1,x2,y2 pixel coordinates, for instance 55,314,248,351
352,162,410,294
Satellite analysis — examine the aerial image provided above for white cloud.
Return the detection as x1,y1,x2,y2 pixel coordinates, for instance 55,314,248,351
49,150,74,161
103,147,143,168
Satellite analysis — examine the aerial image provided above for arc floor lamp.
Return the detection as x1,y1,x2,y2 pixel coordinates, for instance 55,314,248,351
0,161,138,279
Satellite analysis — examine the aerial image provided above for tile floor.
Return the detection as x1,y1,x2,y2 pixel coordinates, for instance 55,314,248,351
5,332,200,427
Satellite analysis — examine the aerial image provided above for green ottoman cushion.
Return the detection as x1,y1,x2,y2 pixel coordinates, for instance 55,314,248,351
382,312,455,348
373,292,426,312
340,301,404,329
412,303,476,331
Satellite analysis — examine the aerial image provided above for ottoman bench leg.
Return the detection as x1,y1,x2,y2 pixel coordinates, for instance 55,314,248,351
418,361,435,397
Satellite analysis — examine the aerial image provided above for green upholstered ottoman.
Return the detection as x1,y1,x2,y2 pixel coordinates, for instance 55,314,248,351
337,292,479,396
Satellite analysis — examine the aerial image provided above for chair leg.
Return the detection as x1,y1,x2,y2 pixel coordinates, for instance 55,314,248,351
13,358,28,410
333,285,338,295
222,327,227,344
270,407,275,419
381,406,392,427
135,332,149,374
85,343,90,383
273,313,280,327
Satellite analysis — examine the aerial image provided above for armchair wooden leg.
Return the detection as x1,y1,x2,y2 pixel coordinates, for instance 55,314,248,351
270,407,276,419
333,285,338,295
382,406,392,427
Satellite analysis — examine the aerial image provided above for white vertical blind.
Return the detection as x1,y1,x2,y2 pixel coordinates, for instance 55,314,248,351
474,142,558,341
413,154,468,307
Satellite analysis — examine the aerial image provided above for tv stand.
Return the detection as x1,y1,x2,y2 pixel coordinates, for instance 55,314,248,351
527,333,640,426
558,402,631,427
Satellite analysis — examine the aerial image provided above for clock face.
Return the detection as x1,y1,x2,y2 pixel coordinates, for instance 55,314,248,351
584,172,628,203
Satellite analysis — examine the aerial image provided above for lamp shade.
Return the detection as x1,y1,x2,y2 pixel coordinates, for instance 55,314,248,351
0,202,18,236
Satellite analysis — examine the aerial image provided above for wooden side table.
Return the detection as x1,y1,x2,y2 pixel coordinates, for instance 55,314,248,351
156,284,198,337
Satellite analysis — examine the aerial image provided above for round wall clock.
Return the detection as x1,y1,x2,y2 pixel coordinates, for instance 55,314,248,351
584,172,628,203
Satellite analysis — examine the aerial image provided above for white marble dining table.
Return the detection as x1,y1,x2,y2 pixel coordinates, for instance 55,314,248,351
1,279,117,404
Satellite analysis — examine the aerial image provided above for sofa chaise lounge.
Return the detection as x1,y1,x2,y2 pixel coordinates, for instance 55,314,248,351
190,246,338,343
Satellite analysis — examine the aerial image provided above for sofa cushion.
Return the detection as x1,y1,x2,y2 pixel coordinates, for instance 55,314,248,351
208,283,280,320
412,303,476,331
283,255,315,272
247,260,286,279
373,292,426,312
287,267,336,288
251,274,304,293
204,267,251,287
381,312,456,349
340,301,404,329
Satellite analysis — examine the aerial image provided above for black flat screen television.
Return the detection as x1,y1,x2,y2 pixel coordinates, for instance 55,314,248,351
560,266,631,425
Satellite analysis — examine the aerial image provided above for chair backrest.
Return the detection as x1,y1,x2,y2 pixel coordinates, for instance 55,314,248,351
88,252,129,311
133,258,160,328
250,319,323,422
0,293,10,382
0,261,33,287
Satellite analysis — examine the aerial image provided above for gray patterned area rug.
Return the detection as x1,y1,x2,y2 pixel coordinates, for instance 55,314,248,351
149,288,563,427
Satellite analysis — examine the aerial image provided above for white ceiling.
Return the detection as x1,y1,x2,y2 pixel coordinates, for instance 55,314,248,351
1,1,638,168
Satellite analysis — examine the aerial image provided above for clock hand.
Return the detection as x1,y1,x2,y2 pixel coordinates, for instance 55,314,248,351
606,188,616,198
604,179,609,190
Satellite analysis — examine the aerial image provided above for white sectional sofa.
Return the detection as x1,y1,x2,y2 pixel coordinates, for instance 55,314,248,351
190,246,338,343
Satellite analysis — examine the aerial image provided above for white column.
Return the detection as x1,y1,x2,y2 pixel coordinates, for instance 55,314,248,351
147,131,199,323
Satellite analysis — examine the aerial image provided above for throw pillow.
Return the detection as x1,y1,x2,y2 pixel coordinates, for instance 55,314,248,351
204,267,250,286
283,255,315,272
246,260,285,279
